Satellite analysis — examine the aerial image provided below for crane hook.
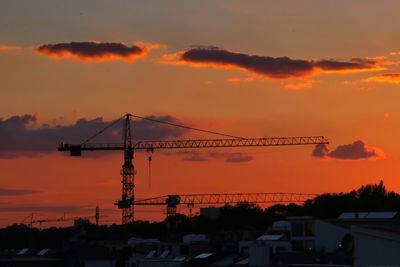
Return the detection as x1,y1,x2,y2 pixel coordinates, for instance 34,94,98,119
148,155,152,188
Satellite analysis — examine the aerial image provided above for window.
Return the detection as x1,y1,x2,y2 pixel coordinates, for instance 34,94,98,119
292,223,304,236
292,221,315,237
240,247,249,256
180,245,189,255
304,222,315,236
276,246,286,252
292,240,304,251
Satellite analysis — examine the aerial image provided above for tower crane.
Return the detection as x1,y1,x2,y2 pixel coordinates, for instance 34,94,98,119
58,113,329,224
133,192,318,217
22,206,101,228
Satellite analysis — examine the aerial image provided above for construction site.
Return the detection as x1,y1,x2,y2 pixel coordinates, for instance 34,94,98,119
3,0,400,265
2,114,400,267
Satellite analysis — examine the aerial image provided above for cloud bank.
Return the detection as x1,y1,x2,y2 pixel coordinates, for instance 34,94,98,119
0,205,93,213
162,47,385,79
0,188,40,196
312,140,384,160
363,73,400,84
0,114,189,158
37,41,158,62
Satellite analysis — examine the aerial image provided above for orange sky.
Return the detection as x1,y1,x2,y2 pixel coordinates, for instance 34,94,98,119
1,0,400,227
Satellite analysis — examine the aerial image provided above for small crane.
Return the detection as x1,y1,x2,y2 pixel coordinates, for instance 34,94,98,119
22,206,101,228
58,113,329,224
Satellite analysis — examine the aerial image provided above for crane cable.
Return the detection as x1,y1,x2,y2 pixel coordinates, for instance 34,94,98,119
81,113,244,146
81,117,122,145
130,113,245,190
131,114,245,139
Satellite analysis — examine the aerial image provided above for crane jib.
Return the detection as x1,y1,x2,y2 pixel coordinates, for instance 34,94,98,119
58,136,329,156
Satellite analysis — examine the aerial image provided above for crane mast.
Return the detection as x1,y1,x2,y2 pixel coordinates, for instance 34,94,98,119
58,113,329,224
117,114,135,224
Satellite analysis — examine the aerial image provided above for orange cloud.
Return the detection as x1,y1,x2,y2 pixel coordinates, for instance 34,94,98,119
389,52,400,56
227,77,254,82
284,80,316,90
37,41,160,62
162,47,386,79
312,140,385,161
0,45,20,50
362,73,400,84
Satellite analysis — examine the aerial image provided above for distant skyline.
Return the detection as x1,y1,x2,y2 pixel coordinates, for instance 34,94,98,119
1,0,400,226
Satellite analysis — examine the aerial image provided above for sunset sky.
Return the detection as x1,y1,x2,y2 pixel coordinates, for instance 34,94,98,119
1,0,400,227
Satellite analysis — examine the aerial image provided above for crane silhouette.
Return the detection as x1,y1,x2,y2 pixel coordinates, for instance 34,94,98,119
59,113,329,224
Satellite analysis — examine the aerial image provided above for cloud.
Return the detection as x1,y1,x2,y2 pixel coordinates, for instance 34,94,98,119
0,114,189,158
284,80,316,90
225,153,253,163
208,151,254,163
182,151,208,162
227,77,254,83
162,47,386,79
175,150,253,163
0,45,20,50
312,140,384,160
0,188,40,196
389,52,400,56
362,73,400,84
0,205,93,213
37,41,159,62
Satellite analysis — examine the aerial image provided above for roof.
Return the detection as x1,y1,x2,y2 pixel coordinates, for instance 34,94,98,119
235,258,249,265
17,248,30,255
145,250,156,258
256,234,284,241
333,220,400,237
160,250,170,258
338,211,397,220
127,237,160,245
37,249,49,256
194,252,213,259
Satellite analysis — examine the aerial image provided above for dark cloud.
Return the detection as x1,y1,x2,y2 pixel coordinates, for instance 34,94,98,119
0,188,40,196
0,114,188,158
177,151,253,163
163,47,385,79
0,205,93,213
225,153,253,163
184,153,208,162
209,151,253,163
312,144,329,158
179,151,208,162
37,41,157,62
312,140,384,160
